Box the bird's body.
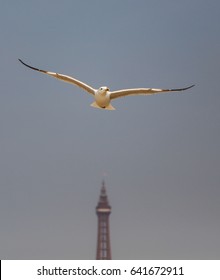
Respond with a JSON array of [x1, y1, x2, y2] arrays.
[[94, 87, 110, 108], [19, 59, 194, 110]]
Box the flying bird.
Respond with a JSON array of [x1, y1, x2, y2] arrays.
[[19, 59, 194, 110]]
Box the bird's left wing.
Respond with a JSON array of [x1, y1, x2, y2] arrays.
[[18, 59, 95, 95], [110, 85, 194, 100]]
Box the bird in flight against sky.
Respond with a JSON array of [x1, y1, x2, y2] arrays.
[[19, 59, 194, 110]]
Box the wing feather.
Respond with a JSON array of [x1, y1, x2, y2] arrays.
[[110, 85, 194, 100], [18, 59, 95, 95]]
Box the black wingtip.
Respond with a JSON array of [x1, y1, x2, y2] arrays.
[[186, 84, 195, 90], [18, 59, 28, 67], [18, 59, 43, 72], [170, 84, 195, 92]]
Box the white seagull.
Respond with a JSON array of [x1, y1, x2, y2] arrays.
[[19, 59, 194, 110]]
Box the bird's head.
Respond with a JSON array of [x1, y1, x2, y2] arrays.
[[98, 86, 110, 95]]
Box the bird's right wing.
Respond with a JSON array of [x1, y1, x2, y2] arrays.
[[18, 59, 95, 95]]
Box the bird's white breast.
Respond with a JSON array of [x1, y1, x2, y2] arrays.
[[95, 90, 110, 108]]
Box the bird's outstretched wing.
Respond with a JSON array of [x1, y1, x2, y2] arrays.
[[110, 85, 194, 100], [18, 59, 95, 95]]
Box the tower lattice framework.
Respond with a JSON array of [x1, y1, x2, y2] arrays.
[[96, 181, 112, 260]]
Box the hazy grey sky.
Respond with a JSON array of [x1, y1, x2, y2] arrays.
[[0, 0, 220, 259]]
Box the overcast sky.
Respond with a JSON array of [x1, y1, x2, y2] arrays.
[[0, 0, 220, 259]]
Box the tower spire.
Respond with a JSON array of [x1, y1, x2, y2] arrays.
[[96, 181, 112, 260]]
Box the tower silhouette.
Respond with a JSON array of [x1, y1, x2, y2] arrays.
[[96, 181, 112, 260]]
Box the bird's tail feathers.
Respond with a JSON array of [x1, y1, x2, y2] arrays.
[[90, 102, 116, 110]]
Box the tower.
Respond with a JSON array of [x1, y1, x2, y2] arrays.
[[96, 181, 112, 260]]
